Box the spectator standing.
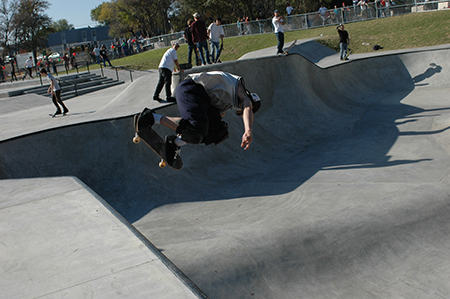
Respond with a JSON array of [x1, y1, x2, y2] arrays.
[[245, 16, 251, 34], [272, 10, 285, 55], [191, 12, 211, 65], [111, 42, 117, 59], [336, 24, 350, 60], [319, 4, 329, 24], [208, 18, 224, 63], [122, 39, 129, 56], [0, 64, 4, 82], [51, 59, 58, 75], [358, 0, 367, 19], [183, 19, 198, 66], [127, 37, 134, 55], [342, 3, 350, 22], [286, 3, 294, 23], [70, 53, 77, 69], [62, 53, 69, 71], [353, 0, 359, 16], [153, 43, 183, 103], [237, 18, 243, 35], [116, 41, 123, 58], [10, 58, 17, 81], [100, 44, 113, 67], [93, 46, 101, 64], [385, 0, 391, 16], [23, 56, 34, 79]]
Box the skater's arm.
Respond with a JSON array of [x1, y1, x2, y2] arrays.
[[48, 78, 54, 94], [240, 99, 254, 150]]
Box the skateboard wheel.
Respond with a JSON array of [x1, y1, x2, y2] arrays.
[[133, 136, 140, 144], [159, 160, 166, 168]]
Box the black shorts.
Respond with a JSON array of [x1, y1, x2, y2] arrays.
[[175, 79, 227, 144]]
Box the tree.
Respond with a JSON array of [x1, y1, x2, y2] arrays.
[[91, 0, 175, 38], [51, 19, 73, 32], [12, 0, 53, 58], [0, 0, 18, 56]]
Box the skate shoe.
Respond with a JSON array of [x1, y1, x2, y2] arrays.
[[137, 108, 155, 131], [164, 135, 181, 167]]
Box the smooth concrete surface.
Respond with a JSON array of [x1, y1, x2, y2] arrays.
[[1, 42, 450, 298], [0, 177, 203, 298]]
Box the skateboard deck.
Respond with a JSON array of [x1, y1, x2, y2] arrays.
[[194, 47, 201, 66], [283, 39, 297, 55], [133, 110, 183, 170], [344, 48, 352, 60], [49, 113, 68, 118]]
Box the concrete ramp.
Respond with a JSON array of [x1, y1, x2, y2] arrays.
[[0, 177, 205, 299], [1, 46, 450, 298]]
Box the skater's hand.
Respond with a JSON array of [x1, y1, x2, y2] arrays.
[[241, 131, 252, 150]]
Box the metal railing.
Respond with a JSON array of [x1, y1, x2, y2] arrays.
[[137, 0, 449, 48]]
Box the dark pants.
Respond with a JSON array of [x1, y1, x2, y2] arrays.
[[187, 44, 196, 65], [196, 40, 211, 65], [102, 57, 112, 66], [276, 32, 284, 54], [175, 79, 227, 145], [24, 67, 33, 78], [154, 68, 173, 99], [52, 90, 68, 113]]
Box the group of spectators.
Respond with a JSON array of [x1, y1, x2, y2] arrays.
[[182, 13, 225, 66], [318, 0, 394, 25]]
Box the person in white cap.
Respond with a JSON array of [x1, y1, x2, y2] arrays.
[[272, 10, 285, 55], [137, 71, 261, 166], [153, 43, 183, 102]]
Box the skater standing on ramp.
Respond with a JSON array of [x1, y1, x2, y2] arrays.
[[272, 10, 285, 55], [41, 68, 69, 118], [337, 24, 350, 60]]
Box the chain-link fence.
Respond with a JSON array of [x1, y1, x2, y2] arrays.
[[137, 0, 448, 49]]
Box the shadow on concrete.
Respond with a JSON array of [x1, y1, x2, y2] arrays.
[[2, 48, 450, 298], [0, 53, 423, 221]]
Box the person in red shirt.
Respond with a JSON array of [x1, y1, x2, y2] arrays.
[[191, 12, 211, 65]]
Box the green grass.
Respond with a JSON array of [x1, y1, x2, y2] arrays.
[[106, 10, 450, 70]]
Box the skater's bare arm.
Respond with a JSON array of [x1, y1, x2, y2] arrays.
[[240, 99, 254, 150], [48, 79, 54, 94]]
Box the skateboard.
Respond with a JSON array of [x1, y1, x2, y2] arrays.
[[49, 113, 68, 118], [282, 39, 297, 55], [194, 47, 201, 66], [132, 109, 183, 170], [344, 48, 352, 60]]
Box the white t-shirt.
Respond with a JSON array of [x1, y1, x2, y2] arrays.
[[208, 23, 224, 43], [93, 47, 100, 57], [319, 7, 328, 16], [286, 6, 294, 15], [272, 17, 284, 33], [25, 59, 33, 68], [47, 73, 60, 91], [158, 48, 178, 71], [185, 71, 244, 114]]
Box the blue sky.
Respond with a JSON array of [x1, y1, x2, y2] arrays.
[[46, 0, 105, 28]]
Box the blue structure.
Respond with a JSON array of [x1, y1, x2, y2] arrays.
[[47, 25, 114, 53]]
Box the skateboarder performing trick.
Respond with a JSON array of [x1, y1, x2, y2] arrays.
[[136, 71, 261, 167]]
